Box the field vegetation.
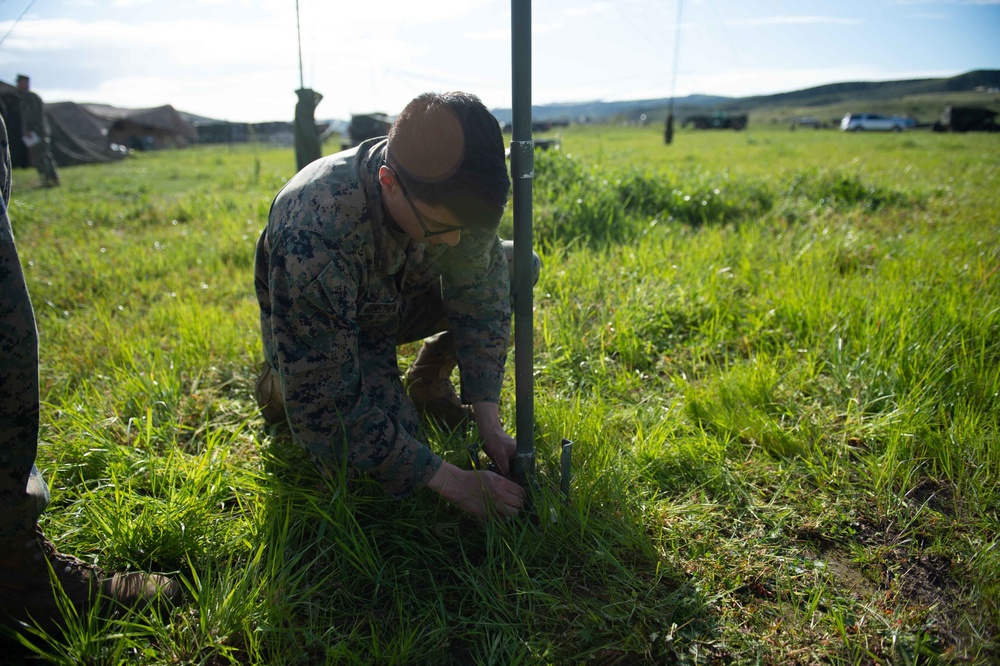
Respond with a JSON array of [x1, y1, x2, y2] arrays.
[[4, 123, 999, 664]]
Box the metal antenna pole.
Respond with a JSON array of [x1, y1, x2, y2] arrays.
[[0, 0, 38, 49], [295, 0, 305, 89], [510, 0, 536, 500]]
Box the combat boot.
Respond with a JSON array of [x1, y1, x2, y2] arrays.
[[0, 527, 182, 633], [254, 362, 286, 425], [405, 334, 473, 431]]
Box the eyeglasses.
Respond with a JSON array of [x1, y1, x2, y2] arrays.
[[384, 163, 464, 238]]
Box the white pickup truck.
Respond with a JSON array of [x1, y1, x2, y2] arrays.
[[840, 113, 908, 132]]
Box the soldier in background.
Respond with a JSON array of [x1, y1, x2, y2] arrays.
[[255, 91, 537, 519], [0, 115, 180, 633], [16, 75, 59, 188]]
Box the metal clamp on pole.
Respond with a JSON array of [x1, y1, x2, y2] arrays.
[[509, 140, 534, 180]]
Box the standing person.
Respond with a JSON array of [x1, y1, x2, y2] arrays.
[[15, 75, 59, 188], [294, 87, 324, 171], [255, 91, 537, 518], [0, 116, 180, 633]]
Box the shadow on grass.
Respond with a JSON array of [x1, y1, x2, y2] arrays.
[[252, 426, 718, 665]]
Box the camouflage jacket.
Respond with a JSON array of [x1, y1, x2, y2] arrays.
[[255, 138, 511, 498], [0, 117, 9, 213]]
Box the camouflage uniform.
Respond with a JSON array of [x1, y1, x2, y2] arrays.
[[0, 118, 183, 620], [0, 115, 50, 539], [255, 138, 522, 499], [19, 88, 60, 186]]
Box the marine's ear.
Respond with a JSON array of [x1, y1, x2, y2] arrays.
[[378, 164, 398, 192]]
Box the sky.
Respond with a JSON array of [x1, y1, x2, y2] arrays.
[[1, 0, 998, 123]]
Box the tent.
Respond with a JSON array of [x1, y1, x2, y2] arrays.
[[0, 79, 197, 167], [45, 102, 126, 166], [77, 103, 197, 151]]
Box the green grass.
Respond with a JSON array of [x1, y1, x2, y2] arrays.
[[5, 125, 999, 664]]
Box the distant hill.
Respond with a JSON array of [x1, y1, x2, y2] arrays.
[[721, 69, 1000, 111], [490, 94, 732, 124], [487, 70, 1000, 125]]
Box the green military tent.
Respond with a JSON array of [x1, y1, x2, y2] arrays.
[[76, 102, 197, 151], [0, 79, 197, 168]]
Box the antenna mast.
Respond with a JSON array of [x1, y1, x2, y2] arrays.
[[0, 0, 39, 49], [665, 0, 683, 144], [295, 0, 305, 89]]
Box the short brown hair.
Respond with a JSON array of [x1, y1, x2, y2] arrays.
[[387, 92, 510, 231]]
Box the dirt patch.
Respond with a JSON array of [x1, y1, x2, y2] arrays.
[[818, 549, 882, 599], [892, 553, 955, 605], [906, 477, 957, 517], [795, 511, 981, 655], [841, 512, 975, 654]]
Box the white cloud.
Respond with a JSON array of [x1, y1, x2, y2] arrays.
[[299, 0, 495, 25], [466, 28, 508, 41], [564, 2, 614, 18], [727, 16, 864, 27]]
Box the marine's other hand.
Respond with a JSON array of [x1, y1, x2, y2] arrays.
[[427, 462, 526, 519], [480, 427, 516, 477]]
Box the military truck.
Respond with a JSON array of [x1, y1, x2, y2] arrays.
[[932, 106, 999, 133], [341, 113, 393, 150], [681, 111, 748, 130]]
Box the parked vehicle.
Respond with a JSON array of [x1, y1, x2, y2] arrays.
[[682, 111, 748, 130], [840, 113, 907, 132], [790, 116, 824, 130], [932, 106, 999, 133]]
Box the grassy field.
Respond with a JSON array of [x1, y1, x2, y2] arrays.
[[4, 123, 999, 664]]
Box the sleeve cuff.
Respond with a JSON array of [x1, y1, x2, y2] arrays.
[[369, 435, 444, 499]]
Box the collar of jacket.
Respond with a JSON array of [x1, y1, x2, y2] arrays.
[[357, 138, 416, 279]]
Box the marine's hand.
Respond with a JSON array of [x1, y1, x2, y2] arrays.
[[427, 462, 526, 519], [472, 401, 515, 477], [480, 427, 516, 478]]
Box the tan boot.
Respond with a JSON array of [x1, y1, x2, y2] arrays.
[[0, 527, 182, 632], [254, 363, 286, 425], [405, 335, 473, 431]]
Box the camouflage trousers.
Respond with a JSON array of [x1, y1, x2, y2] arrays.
[[28, 138, 59, 186], [0, 210, 48, 539], [257, 240, 541, 440], [377, 240, 540, 432], [394, 239, 541, 350]]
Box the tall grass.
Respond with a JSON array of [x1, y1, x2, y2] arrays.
[[5, 126, 998, 663]]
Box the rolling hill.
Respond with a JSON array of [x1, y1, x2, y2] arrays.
[[489, 69, 1000, 127]]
